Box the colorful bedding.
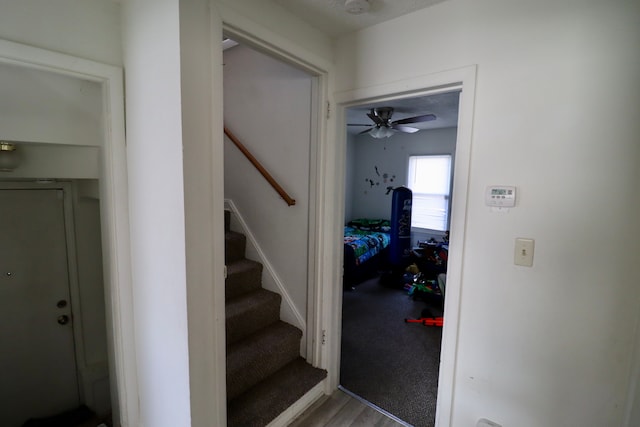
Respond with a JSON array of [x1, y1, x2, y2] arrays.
[[344, 221, 391, 266]]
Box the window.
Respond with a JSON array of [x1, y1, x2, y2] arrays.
[[407, 155, 452, 231]]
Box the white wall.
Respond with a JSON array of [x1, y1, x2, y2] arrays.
[[335, 1, 640, 426], [0, 61, 103, 146], [346, 127, 457, 222], [0, 0, 122, 66], [0, 60, 102, 179], [224, 43, 313, 318], [121, 1, 192, 426]]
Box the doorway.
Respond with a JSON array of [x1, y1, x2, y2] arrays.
[[221, 32, 325, 360], [0, 39, 133, 426], [339, 91, 459, 426], [328, 65, 477, 427]]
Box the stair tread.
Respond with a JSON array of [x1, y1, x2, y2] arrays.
[[225, 229, 245, 239], [225, 258, 263, 300], [226, 289, 281, 344], [225, 230, 246, 263], [227, 320, 301, 362], [225, 288, 280, 319], [227, 357, 327, 427], [226, 258, 262, 275], [226, 321, 302, 400], [225, 218, 322, 425]]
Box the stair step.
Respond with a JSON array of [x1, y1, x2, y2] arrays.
[[224, 213, 323, 425], [225, 259, 263, 300], [226, 321, 302, 401], [225, 231, 246, 264], [226, 289, 281, 344], [227, 357, 327, 427]]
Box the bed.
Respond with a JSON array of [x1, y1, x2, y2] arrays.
[[343, 219, 391, 288]]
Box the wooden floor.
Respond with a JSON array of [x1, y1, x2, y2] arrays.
[[288, 389, 409, 427]]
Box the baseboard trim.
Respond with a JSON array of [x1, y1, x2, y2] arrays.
[[265, 379, 327, 427], [224, 200, 306, 338]]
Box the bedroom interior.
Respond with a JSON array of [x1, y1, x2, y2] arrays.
[[340, 92, 459, 426]]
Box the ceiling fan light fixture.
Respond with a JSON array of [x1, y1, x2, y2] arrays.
[[370, 127, 395, 139], [345, 0, 370, 15], [348, 105, 437, 139]]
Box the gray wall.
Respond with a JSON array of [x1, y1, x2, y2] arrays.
[[345, 127, 457, 232]]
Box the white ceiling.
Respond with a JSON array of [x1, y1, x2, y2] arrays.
[[272, 0, 447, 38], [225, 1, 458, 136], [266, 0, 457, 135]]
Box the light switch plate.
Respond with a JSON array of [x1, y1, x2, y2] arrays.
[[514, 238, 534, 267]]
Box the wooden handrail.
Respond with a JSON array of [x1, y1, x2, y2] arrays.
[[224, 126, 296, 206]]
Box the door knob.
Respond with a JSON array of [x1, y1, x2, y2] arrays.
[[57, 315, 70, 325]]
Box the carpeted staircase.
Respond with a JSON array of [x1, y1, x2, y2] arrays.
[[225, 210, 327, 426]]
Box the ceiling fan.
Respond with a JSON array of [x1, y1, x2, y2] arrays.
[[348, 107, 436, 139]]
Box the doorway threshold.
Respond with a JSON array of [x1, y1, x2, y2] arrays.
[[338, 385, 414, 427]]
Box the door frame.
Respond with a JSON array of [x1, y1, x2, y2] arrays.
[[0, 40, 136, 425], [325, 65, 477, 426], [219, 24, 331, 365]]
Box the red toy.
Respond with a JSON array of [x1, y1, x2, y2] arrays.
[[404, 316, 443, 327]]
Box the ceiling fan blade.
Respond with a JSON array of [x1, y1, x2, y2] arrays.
[[358, 128, 373, 135], [348, 123, 374, 126], [392, 124, 420, 133], [393, 113, 436, 125], [367, 112, 384, 126]]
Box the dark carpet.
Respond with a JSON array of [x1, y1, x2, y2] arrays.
[[340, 275, 443, 427]]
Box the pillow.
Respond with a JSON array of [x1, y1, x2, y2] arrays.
[[347, 218, 390, 232]]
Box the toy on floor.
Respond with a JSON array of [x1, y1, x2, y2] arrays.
[[404, 316, 443, 327], [405, 307, 444, 327]]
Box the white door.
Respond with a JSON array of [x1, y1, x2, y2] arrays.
[[0, 189, 80, 427]]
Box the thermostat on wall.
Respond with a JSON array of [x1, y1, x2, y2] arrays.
[[485, 185, 516, 207]]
